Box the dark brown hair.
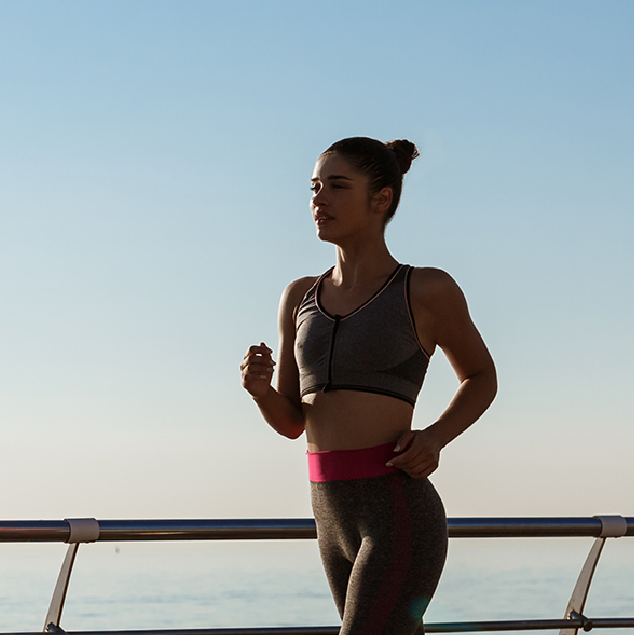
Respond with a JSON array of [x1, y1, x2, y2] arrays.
[[322, 137, 419, 224]]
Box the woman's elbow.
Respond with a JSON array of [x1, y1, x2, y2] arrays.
[[485, 361, 498, 406], [280, 424, 305, 440]]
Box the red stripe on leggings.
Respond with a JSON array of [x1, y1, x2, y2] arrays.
[[361, 474, 412, 635]]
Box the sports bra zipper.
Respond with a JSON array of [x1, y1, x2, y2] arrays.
[[324, 315, 341, 392]]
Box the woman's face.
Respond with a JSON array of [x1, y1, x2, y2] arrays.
[[310, 153, 378, 244]]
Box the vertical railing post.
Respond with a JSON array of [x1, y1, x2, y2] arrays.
[[559, 515, 628, 635], [43, 518, 100, 632]]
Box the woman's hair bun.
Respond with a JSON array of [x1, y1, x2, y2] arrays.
[[386, 139, 419, 175], [321, 135, 419, 224]]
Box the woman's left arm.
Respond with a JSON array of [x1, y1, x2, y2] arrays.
[[389, 269, 497, 478]]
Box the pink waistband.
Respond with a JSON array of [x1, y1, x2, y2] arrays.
[[307, 442, 401, 482]]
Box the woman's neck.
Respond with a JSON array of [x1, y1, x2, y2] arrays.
[[332, 241, 398, 289]]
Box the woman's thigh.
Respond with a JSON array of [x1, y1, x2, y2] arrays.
[[313, 473, 448, 635]]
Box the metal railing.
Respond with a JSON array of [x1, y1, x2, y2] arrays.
[[1, 516, 632, 635]]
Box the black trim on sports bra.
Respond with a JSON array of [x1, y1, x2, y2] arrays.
[[405, 266, 432, 359], [316, 263, 403, 321]]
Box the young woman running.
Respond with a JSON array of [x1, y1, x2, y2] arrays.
[[240, 137, 497, 635]]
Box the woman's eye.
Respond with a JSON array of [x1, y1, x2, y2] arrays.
[[310, 184, 319, 192]]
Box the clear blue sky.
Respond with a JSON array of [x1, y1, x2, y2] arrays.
[[1, 0, 632, 520]]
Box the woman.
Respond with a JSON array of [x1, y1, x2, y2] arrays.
[[240, 137, 497, 635]]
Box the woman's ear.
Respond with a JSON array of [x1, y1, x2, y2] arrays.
[[372, 187, 393, 216]]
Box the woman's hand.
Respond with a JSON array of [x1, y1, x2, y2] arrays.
[[240, 339, 304, 439], [386, 427, 443, 479], [240, 342, 276, 399]]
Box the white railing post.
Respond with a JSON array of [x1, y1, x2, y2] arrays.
[[43, 518, 100, 632], [560, 515, 628, 635]]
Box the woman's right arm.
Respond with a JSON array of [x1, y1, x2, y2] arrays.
[[240, 278, 314, 440]]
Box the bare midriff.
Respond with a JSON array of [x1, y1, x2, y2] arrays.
[[302, 389, 414, 452]]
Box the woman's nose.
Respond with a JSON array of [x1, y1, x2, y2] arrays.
[[312, 188, 328, 207]]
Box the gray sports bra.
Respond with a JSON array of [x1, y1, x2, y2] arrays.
[[295, 264, 430, 406]]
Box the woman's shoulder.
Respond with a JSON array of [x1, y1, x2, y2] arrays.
[[279, 275, 321, 315], [283, 275, 320, 299], [409, 266, 458, 290], [409, 266, 466, 310]]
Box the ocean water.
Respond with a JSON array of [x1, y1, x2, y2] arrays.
[[1, 537, 632, 633]]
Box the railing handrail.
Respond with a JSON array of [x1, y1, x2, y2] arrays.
[[1, 517, 633, 543], [2, 618, 634, 635], [2, 516, 632, 635]]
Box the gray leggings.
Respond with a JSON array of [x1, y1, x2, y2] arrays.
[[311, 472, 447, 635]]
